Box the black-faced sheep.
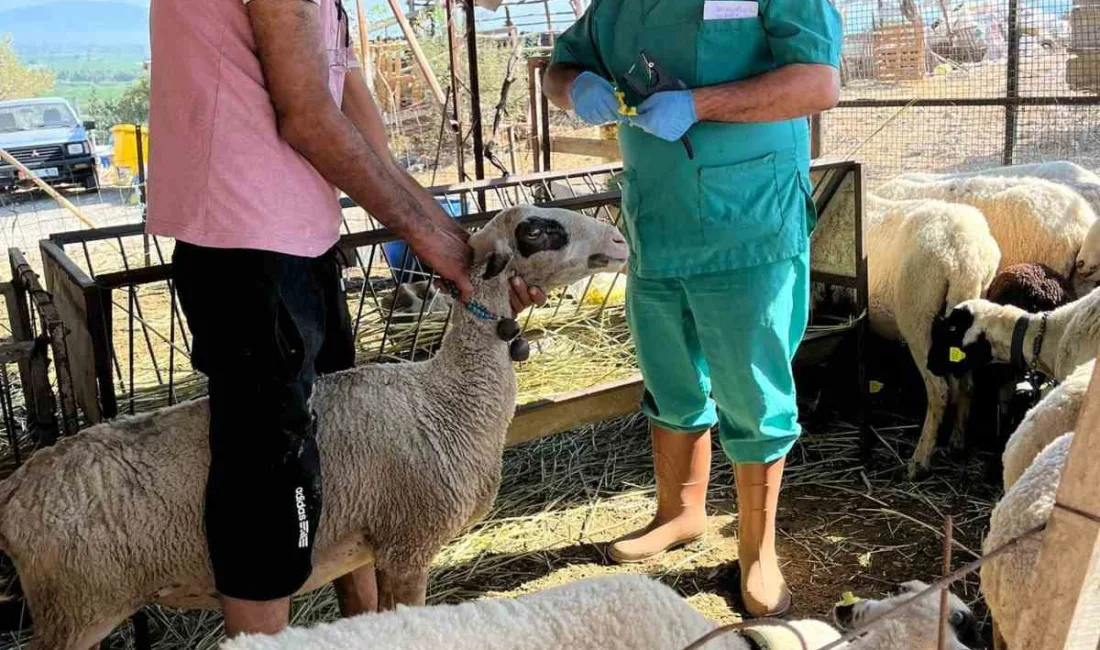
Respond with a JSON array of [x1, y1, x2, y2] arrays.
[[930, 285, 1100, 384], [965, 263, 1076, 476], [863, 195, 1001, 478], [0, 206, 629, 650], [832, 580, 982, 650]]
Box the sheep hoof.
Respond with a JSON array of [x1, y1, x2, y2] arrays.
[[906, 460, 929, 481]]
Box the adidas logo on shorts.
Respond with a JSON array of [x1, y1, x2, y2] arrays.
[[295, 486, 310, 549]]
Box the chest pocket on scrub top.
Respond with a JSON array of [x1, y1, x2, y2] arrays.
[[696, 13, 772, 86]]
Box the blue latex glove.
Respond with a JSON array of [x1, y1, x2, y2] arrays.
[[569, 71, 623, 125], [631, 90, 698, 142]]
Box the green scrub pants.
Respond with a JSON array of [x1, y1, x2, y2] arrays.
[[626, 251, 810, 464]]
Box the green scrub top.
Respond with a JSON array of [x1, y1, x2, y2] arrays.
[[552, 0, 842, 279]]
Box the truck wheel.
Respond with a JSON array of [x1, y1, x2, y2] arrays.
[[83, 173, 99, 192]]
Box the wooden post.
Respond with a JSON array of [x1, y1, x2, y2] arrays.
[[355, 0, 376, 96], [543, 0, 555, 44], [383, 0, 447, 106], [1016, 351, 1100, 650]]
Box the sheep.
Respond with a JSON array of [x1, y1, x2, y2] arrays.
[[873, 174, 1097, 281], [0, 205, 630, 650], [1075, 216, 1100, 286], [981, 431, 1074, 650], [965, 263, 1077, 477], [863, 195, 1001, 477], [930, 284, 1100, 385], [1001, 359, 1091, 491], [219, 574, 842, 650], [893, 160, 1100, 187], [831, 580, 982, 650]]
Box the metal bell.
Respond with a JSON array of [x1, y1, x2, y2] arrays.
[[509, 336, 530, 362], [497, 318, 521, 342]]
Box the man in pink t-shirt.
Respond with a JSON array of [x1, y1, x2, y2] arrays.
[[148, 0, 543, 637]]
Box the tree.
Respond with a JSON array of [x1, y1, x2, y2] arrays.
[[0, 35, 56, 100], [85, 73, 149, 132]]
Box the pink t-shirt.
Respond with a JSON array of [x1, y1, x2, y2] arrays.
[[147, 0, 359, 258]]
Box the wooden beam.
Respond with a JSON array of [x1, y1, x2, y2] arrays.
[[1017, 352, 1100, 650], [383, 0, 446, 106], [0, 147, 97, 229], [506, 375, 643, 447], [550, 136, 621, 160], [354, 0, 376, 96]]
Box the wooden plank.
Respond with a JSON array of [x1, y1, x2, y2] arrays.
[[42, 246, 102, 424], [506, 375, 643, 447], [383, 0, 446, 106], [550, 136, 622, 160], [1017, 352, 1100, 650]]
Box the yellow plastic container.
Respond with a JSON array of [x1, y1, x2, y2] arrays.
[[110, 124, 150, 175]]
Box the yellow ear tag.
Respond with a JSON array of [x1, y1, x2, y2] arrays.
[[949, 347, 967, 363], [869, 380, 884, 394], [615, 90, 637, 116], [837, 591, 862, 607]]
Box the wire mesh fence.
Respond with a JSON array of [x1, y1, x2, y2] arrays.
[[820, 0, 1100, 185]]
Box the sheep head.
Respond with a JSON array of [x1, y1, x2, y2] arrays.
[[832, 581, 981, 650], [928, 300, 1016, 377], [469, 205, 629, 289], [1076, 221, 1100, 286]]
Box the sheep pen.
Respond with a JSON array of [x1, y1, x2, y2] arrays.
[[0, 169, 1050, 650]]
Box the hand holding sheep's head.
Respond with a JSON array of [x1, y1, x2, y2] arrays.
[[832, 581, 982, 650], [928, 303, 995, 378], [469, 206, 629, 289]]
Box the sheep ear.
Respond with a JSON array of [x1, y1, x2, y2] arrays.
[[483, 250, 513, 279]]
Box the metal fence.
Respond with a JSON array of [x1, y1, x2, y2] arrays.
[[40, 166, 627, 422], [819, 0, 1100, 185]]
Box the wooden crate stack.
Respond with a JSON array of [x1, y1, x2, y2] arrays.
[[872, 24, 927, 82], [1067, 0, 1100, 92], [371, 42, 428, 112]]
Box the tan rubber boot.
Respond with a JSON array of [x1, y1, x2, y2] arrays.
[[734, 458, 792, 618], [608, 426, 710, 564]]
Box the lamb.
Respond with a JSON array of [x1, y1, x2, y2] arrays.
[[981, 431, 1074, 650], [965, 263, 1077, 476], [220, 574, 842, 650], [929, 284, 1100, 385], [0, 205, 630, 650], [1001, 359, 1091, 491], [893, 160, 1100, 187], [1075, 216, 1100, 286], [831, 580, 982, 650], [863, 195, 1001, 477], [873, 174, 1096, 281]]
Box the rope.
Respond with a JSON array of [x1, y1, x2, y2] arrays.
[[680, 523, 1046, 650]]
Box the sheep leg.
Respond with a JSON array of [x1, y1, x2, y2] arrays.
[[909, 370, 949, 480], [376, 564, 430, 610], [949, 374, 972, 455], [335, 565, 379, 617]]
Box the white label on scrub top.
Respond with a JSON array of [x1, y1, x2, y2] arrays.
[[703, 0, 758, 20]]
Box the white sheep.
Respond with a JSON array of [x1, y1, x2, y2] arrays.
[[981, 431, 1074, 650], [0, 206, 629, 650], [873, 174, 1096, 281], [219, 574, 841, 650], [831, 580, 982, 650], [863, 195, 1001, 477], [1002, 359, 1091, 490], [931, 285, 1100, 385], [1076, 217, 1100, 286], [894, 160, 1100, 186]]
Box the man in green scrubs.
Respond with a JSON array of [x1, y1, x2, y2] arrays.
[[544, 0, 841, 618]]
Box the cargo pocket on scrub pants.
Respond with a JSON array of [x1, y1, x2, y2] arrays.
[[698, 153, 802, 267]]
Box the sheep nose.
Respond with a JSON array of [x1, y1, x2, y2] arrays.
[[612, 235, 626, 244]]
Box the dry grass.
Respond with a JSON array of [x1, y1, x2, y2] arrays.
[[0, 403, 1000, 650]]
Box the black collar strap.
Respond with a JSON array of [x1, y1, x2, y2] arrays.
[[1009, 312, 1049, 372]]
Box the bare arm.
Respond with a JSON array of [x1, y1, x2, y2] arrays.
[[340, 69, 393, 158], [247, 0, 473, 298], [691, 64, 839, 123], [544, 63, 584, 111]]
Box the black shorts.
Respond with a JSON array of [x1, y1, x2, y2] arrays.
[[173, 241, 354, 601]]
